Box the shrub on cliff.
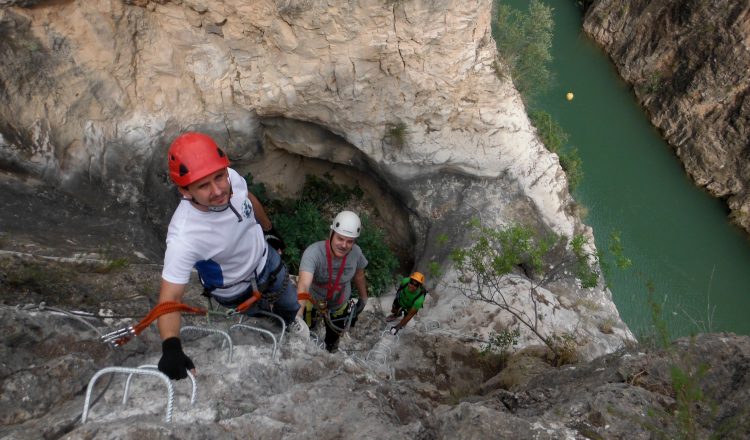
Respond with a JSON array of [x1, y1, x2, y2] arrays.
[[529, 109, 584, 190], [449, 221, 599, 365], [492, 0, 554, 101]]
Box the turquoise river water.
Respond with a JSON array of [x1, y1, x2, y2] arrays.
[[507, 0, 750, 338]]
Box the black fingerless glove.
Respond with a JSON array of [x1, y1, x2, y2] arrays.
[[158, 337, 195, 380], [355, 297, 368, 315], [265, 226, 286, 252]]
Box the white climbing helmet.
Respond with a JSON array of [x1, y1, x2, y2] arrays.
[[330, 210, 361, 238]]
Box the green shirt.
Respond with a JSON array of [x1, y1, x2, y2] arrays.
[[396, 277, 427, 311]]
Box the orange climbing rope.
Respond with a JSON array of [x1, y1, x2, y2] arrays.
[[233, 289, 262, 314], [133, 301, 207, 334], [101, 290, 262, 347]]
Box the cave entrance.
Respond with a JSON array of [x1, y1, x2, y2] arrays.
[[236, 117, 415, 277]]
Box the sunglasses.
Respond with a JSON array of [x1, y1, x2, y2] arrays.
[[408, 280, 421, 287]]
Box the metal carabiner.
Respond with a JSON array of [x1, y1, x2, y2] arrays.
[[100, 325, 135, 347]]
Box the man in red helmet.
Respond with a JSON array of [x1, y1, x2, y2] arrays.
[[157, 132, 299, 380]]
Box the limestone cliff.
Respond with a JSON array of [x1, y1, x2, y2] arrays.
[[0, 1, 630, 365], [2, 298, 749, 438], [3, 2, 748, 439], [583, 0, 750, 234]]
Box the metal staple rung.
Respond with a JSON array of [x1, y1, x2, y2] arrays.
[[123, 365, 196, 407], [366, 345, 392, 366], [309, 333, 327, 351], [228, 324, 278, 359], [425, 320, 441, 330], [180, 325, 234, 363], [366, 353, 388, 366], [82, 367, 175, 424], [255, 311, 286, 346], [380, 329, 400, 342]]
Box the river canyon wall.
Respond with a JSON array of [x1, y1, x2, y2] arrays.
[[2, 1, 749, 438], [583, 0, 750, 234]]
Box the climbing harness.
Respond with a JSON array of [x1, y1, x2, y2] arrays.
[[301, 239, 358, 335], [201, 252, 288, 315], [393, 279, 428, 313], [322, 299, 357, 335]]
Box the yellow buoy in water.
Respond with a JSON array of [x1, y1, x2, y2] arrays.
[[566, 92, 574, 101]]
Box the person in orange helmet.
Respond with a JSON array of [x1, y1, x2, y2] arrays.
[[157, 132, 299, 380], [386, 272, 428, 335]]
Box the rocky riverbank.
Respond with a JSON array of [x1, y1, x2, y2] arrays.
[[583, 0, 750, 235]]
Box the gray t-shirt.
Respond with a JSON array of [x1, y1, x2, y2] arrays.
[[299, 240, 368, 308]]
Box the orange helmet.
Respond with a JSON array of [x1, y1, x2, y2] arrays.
[[409, 272, 425, 285], [168, 132, 230, 187]]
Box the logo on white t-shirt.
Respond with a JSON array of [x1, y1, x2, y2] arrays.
[[242, 199, 253, 220]]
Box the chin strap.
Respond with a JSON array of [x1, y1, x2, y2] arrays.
[[181, 177, 243, 222]]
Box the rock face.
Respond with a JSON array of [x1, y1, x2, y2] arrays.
[[583, 0, 750, 234], [1, 295, 748, 439], [0, 0, 634, 358]]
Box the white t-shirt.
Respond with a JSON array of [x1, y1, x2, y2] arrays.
[[161, 168, 268, 300]]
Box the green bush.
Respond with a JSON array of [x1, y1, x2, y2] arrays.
[[245, 173, 399, 297], [492, 0, 554, 101], [384, 121, 408, 149], [355, 215, 399, 296], [480, 327, 520, 356], [529, 110, 584, 191], [570, 234, 599, 289], [450, 221, 595, 364], [493, 2, 585, 192], [643, 290, 712, 439]]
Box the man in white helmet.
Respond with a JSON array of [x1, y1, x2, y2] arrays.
[[295, 210, 369, 352]]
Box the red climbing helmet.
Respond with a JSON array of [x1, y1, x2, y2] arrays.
[[168, 132, 230, 187]]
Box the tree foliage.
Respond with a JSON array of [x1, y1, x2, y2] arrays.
[[492, 0, 554, 101], [450, 222, 602, 363], [529, 109, 584, 190], [492, 2, 585, 193]]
